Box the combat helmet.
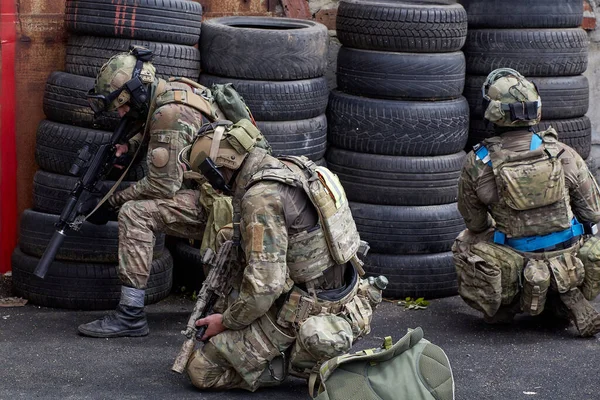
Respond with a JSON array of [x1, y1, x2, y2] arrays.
[[87, 45, 156, 117], [482, 68, 541, 127], [184, 119, 264, 194]]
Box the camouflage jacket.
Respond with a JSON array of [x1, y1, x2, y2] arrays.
[[111, 79, 210, 205], [221, 148, 342, 331], [459, 128, 600, 234]]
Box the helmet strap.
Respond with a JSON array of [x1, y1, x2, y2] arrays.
[[210, 125, 226, 160]]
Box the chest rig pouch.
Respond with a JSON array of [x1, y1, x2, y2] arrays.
[[247, 156, 363, 285], [475, 129, 572, 238]]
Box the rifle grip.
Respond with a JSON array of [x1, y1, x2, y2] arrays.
[[34, 229, 67, 279], [195, 325, 208, 342]]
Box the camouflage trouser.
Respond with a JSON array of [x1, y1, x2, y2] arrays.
[[453, 228, 600, 334], [186, 311, 296, 392], [118, 189, 207, 289], [187, 291, 374, 391]]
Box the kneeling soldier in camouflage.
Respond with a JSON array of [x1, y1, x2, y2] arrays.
[[453, 68, 600, 336], [180, 121, 384, 391]]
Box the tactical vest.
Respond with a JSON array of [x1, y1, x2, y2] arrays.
[[152, 77, 221, 121], [246, 156, 362, 286], [474, 129, 573, 239]]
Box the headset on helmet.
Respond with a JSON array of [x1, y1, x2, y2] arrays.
[[481, 68, 542, 127], [87, 45, 155, 117]]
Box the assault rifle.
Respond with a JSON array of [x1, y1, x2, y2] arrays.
[[172, 239, 237, 373], [33, 116, 135, 279]]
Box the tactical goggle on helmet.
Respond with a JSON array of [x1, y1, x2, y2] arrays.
[[482, 68, 542, 127], [87, 45, 156, 116]]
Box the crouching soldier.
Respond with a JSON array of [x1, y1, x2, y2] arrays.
[[453, 68, 600, 337], [180, 120, 385, 391]]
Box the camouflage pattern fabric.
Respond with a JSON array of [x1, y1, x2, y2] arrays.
[[484, 129, 573, 238], [455, 128, 600, 329], [109, 79, 217, 289], [118, 189, 206, 288], [577, 236, 600, 300], [483, 70, 541, 127], [93, 51, 156, 111], [198, 182, 233, 256], [186, 148, 377, 390], [458, 129, 600, 234], [110, 80, 209, 206]]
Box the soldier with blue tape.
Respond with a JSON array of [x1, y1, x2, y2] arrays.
[[452, 68, 600, 336]]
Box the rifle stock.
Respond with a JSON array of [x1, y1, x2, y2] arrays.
[[33, 117, 134, 279]]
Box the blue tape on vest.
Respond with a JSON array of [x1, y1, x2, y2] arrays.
[[530, 134, 542, 151], [475, 133, 543, 168]]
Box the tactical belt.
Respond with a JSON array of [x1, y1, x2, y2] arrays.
[[494, 218, 584, 253], [276, 267, 358, 328]]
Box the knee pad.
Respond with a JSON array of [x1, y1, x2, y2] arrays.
[[186, 344, 227, 389]]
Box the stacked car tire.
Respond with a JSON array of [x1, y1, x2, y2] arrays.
[[12, 0, 204, 310], [461, 0, 591, 159], [326, 0, 469, 299], [198, 16, 330, 165]]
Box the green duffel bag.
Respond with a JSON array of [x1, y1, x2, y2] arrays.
[[312, 327, 454, 400]]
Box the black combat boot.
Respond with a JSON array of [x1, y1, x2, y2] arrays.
[[78, 286, 149, 338]]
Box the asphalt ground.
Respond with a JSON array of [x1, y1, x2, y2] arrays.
[[1, 294, 600, 400]]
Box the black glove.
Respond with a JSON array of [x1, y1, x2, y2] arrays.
[[86, 200, 117, 225], [77, 191, 117, 225]]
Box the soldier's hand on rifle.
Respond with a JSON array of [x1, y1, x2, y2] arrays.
[[113, 143, 130, 169], [195, 314, 226, 341]]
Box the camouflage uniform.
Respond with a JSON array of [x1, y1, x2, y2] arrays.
[[453, 68, 600, 336], [186, 148, 379, 391], [108, 79, 228, 289], [454, 125, 600, 332]]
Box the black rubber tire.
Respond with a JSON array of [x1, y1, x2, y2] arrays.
[[364, 252, 458, 299], [464, 120, 495, 151], [326, 147, 465, 206], [171, 240, 205, 293], [350, 202, 465, 255], [199, 74, 329, 121], [43, 71, 120, 131], [336, 0, 468, 53], [337, 48, 466, 100], [65, 0, 202, 46], [200, 17, 328, 80], [459, 0, 583, 29], [32, 170, 135, 216], [66, 35, 200, 81], [464, 75, 590, 120], [464, 29, 589, 77], [536, 117, 592, 159], [19, 209, 165, 263], [314, 158, 327, 168], [586, 144, 600, 185], [12, 248, 173, 310], [256, 115, 327, 161], [468, 117, 592, 159], [327, 90, 469, 156], [35, 120, 147, 181]]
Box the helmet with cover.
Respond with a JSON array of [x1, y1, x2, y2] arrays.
[[186, 119, 264, 194], [482, 68, 541, 127], [87, 45, 156, 117]]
